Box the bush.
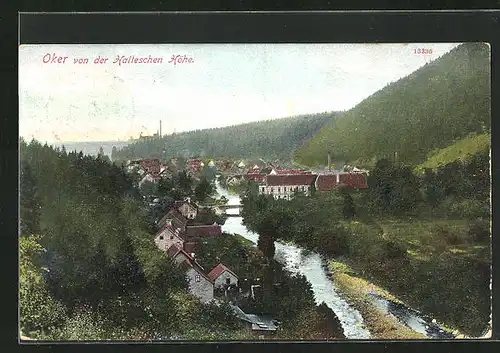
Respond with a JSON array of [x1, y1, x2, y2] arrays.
[[467, 218, 490, 243], [439, 197, 489, 220], [384, 240, 408, 260]]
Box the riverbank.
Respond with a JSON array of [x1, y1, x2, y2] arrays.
[[326, 259, 425, 339], [325, 258, 470, 339]]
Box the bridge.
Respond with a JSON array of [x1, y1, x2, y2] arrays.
[[198, 204, 242, 210], [217, 204, 243, 210]]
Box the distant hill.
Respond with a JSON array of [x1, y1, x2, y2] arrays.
[[48, 140, 131, 158], [414, 132, 490, 174], [113, 112, 340, 162], [293, 43, 491, 168]]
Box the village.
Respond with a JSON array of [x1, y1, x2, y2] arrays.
[[121, 154, 371, 337]]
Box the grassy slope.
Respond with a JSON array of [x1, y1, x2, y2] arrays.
[[294, 43, 490, 167], [414, 132, 490, 173], [340, 217, 490, 337]]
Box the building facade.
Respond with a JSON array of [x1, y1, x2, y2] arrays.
[[259, 174, 317, 200], [208, 263, 239, 289]]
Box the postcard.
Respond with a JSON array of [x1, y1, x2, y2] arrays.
[[19, 43, 491, 341]]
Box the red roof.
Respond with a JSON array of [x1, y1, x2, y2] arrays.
[[158, 208, 188, 232], [186, 224, 222, 239], [274, 169, 312, 175], [140, 158, 161, 174], [183, 242, 200, 253], [316, 173, 368, 191], [339, 172, 368, 189], [315, 174, 339, 191], [245, 173, 266, 181], [167, 244, 194, 261], [207, 263, 238, 282], [156, 220, 178, 238], [265, 174, 317, 186]]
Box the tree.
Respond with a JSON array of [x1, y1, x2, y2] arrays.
[[20, 163, 41, 235], [194, 177, 213, 201], [176, 170, 193, 196], [111, 146, 118, 160], [340, 187, 356, 219], [20, 235, 67, 338]]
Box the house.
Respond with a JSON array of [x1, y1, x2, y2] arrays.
[[167, 245, 214, 303], [259, 174, 318, 200], [208, 263, 239, 289], [269, 168, 313, 175], [140, 158, 161, 175], [183, 241, 200, 254], [238, 161, 246, 169], [185, 223, 222, 240], [207, 160, 216, 168], [175, 199, 198, 220], [315, 172, 368, 192], [157, 208, 188, 233], [154, 220, 184, 251], [187, 158, 203, 171], [244, 172, 266, 182], [139, 172, 161, 187]]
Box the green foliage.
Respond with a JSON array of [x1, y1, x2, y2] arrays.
[[467, 218, 490, 243], [414, 133, 490, 173], [194, 177, 214, 202], [114, 112, 339, 162], [19, 235, 68, 338], [20, 163, 41, 235], [294, 43, 491, 166], [367, 159, 420, 215], [140, 180, 158, 196]]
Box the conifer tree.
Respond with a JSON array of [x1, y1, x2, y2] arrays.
[[20, 164, 41, 235]]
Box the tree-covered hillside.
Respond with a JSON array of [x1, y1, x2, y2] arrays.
[[113, 112, 340, 162], [294, 43, 491, 167]]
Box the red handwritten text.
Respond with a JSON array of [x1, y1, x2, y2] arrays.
[[113, 55, 163, 66], [42, 53, 69, 64], [168, 55, 194, 66]]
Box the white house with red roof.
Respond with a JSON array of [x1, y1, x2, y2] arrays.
[[259, 174, 317, 200], [154, 220, 185, 251], [208, 263, 239, 289], [167, 244, 214, 303]]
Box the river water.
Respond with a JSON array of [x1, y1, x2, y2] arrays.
[[215, 179, 457, 340], [215, 181, 371, 339]]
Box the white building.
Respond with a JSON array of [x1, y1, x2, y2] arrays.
[[207, 263, 239, 289], [176, 199, 198, 220], [258, 174, 317, 200], [167, 244, 214, 303], [154, 221, 184, 251]]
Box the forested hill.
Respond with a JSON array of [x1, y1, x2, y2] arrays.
[[113, 112, 340, 162], [294, 43, 491, 167]]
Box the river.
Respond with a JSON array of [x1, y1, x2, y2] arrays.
[[215, 180, 371, 339], [215, 178, 456, 340]]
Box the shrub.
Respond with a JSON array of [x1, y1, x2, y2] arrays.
[[467, 218, 490, 243], [384, 240, 408, 260]]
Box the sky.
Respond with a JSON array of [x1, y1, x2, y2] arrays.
[[19, 43, 460, 143]]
